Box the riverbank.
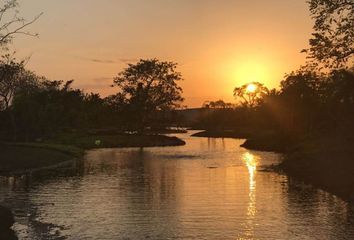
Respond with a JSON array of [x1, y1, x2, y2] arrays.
[[192, 130, 290, 152], [279, 138, 354, 202], [46, 133, 186, 149], [0, 143, 82, 176], [0, 133, 185, 175], [191, 130, 249, 139]]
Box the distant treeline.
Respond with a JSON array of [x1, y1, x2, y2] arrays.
[[192, 68, 354, 145]]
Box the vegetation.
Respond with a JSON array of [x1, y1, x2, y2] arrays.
[[202, 100, 235, 109], [0, 143, 76, 174], [0, 0, 353, 201], [112, 59, 184, 133], [0, 56, 185, 142], [303, 0, 353, 69], [233, 82, 269, 107]]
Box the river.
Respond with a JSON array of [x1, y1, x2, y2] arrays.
[[1, 131, 354, 239]]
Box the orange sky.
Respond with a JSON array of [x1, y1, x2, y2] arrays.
[[13, 0, 313, 107]]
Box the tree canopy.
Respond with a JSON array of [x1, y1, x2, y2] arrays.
[[233, 82, 269, 108], [112, 59, 184, 132], [304, 0, 354, 69]]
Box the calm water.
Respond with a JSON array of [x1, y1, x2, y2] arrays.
[[1, 131, 354, 240]]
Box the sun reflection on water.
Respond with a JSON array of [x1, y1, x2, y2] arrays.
[[243, 152, 258, 192], [242, 152, 259, 237]]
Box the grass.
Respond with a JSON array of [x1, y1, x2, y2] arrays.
[[0, 131, 185, 175], [0, 143, 79, 175], [45, 132, 186, 149]]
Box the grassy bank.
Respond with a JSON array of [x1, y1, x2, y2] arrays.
[[46, 132, 186, 149], [0, 143, 81, 175], [0, 133, 185, 175], [279, 138, 354, 202]]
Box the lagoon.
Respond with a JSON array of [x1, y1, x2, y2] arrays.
[[1, 131, 354, 239]]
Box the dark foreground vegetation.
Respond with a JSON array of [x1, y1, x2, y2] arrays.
[[280, 138, 354, 201], [0, 143, 80, 175], [1, 142, 83, 179]]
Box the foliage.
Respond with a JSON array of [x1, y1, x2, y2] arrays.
[[0, 54, 26, 110], [112, 58, 184, 132], [304, 0, 354, 69], [0, 57, 185, 141], [202, 100, 235, 109], [233, 82, 269, 107], [196, 68, 354, 142]]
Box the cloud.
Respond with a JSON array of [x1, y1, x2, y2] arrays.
[[74, 56, 139, 64], [75, 56, 116, 64]]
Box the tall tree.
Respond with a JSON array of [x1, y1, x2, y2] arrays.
[[304, 0, 354, 69], [112, 59, 184, 133]]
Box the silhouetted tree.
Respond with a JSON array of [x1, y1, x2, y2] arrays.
[[303, 0, 354, 69], [279, 71, 322, 135], [202, 100, 235, 109], [320, 69, 354, 135], [112, 59, 184, 133], [233, 82, 269, 107], [0, 55, 37, 140], [0, 55, 24, 110]]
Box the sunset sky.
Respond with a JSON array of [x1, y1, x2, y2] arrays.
[[13, 0, 313, 107]]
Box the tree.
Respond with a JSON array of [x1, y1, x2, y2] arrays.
[[303, 0, 354, 69], [279, 71, 322, 134], [233, 82, 269, 108], [202, 100, 235, 109], [0, 0, 42, 49], [0, 54, 24, 111], [0, 55, 39, 140], [112, 59, 184, 133]]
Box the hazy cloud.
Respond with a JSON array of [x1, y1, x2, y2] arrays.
[[75, 56, 116, 64], [75, 56, 139, 64]]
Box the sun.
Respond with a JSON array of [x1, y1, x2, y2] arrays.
[[246, 83, 257, 93]]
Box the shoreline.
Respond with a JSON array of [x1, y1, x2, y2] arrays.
[[0, 134, 185, 176], [191, 130, 249, 139], [191, 130, 288, 153]]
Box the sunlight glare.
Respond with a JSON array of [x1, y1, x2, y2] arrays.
[[246, 83, 257, 93]]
